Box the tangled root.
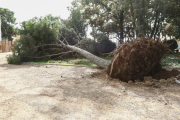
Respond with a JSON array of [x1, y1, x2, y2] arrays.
[[107, 37, 170, 82]]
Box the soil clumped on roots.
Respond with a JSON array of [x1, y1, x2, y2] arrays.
[[107, 37, 179, 82]]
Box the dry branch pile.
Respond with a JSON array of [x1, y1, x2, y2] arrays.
[[107, 37, 171, 82]]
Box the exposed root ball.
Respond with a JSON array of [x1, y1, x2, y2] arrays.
[[107, 37, 170, 82]]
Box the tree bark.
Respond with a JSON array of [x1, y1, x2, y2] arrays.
[[150, 10, 159, 38], [119, 10, 124, 44], [154, 18, 160, 40], [130, 0, 136, 38], [64, 44, 111, 69]]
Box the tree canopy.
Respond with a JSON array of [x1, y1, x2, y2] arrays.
[[165, 0, 180, 39], [66, 0, 87, 38], [80, 0, 180, 42], [0, 7, 16, 40], [12, 14, 62, 62], [10, 14, 83, 63]]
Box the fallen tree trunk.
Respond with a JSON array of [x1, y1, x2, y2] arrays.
[[64, 44, 111, 69], [61, 37, 171, 82]]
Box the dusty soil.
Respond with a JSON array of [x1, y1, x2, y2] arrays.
[[0, 52, 180, 120]]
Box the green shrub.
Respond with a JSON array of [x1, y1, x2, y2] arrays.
[[79, 38, 98, 54], [161, 54, 180, 67], [7, 54, 21, 65], [163, 39, 178, 51], [79, 34, 116, 55], [96, 33, 116, 53]]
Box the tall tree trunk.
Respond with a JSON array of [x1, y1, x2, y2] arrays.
[[150, 10, 159, 38], [0, 16, 1, 41], [154, 18, 160, 40], [130, 0, 136, 38], [119, 10, 124, 44]]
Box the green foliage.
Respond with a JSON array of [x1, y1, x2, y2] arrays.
[[19, 15, 60, 45], [80, 0, 179, 40], [165, 0, 180, 39], [163, 39, 178, 51], [79, 38, 97, 54], [81, 0, 125, 42], [161, 53, 180, 67], [66, 1, 87, 38], [12, 35, 38, 62], [79, 34, 116, 54], [59, 25, 79, 45], [9, 15, 62, 63], [96, 33, 116, 53], [0, 7, 16, 40], [48, 58, 96, 66], [9, 14, 82, 63], [33, 59, 97, 66], [7, 54, 21, 64]]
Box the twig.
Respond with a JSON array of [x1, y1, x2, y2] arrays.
[[32, 44, 61, 48], [58, 34, 69, 45]]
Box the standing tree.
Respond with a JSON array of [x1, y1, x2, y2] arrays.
[[65, 0, 87, 39], [165, 0, 180, 39], [80, 0, 177, 41], [0, 7, 16, 40], [81, 0, 127, 44]]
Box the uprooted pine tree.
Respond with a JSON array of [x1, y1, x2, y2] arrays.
[[60, 37, 179, 82]]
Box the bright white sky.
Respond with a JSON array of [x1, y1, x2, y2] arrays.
[[0, 0, 73, 26], [0, 0, 94, 39]]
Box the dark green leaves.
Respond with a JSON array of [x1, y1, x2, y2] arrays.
[[0, 7, 16, 40]]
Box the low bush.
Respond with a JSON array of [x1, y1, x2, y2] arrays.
[[79, 38, 98, 55], [7, 54, 21, 64], [96, 33, 116, 53]]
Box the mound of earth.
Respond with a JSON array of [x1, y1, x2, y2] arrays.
[[91, 68, 180, 88], [152, 69, 180, 80]]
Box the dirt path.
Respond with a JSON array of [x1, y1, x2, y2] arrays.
[[0, 52, 180, 120]]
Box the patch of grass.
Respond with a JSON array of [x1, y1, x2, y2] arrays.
[[32, 55, 113, 67], [33, 61, 47, 64], [161, 53, 180, 68], [101, 56, 113, 61], [32, 54, 180, 68], [33, 58, 97, 66]]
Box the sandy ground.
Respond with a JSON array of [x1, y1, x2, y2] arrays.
[[0, 52, 180, 120]]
